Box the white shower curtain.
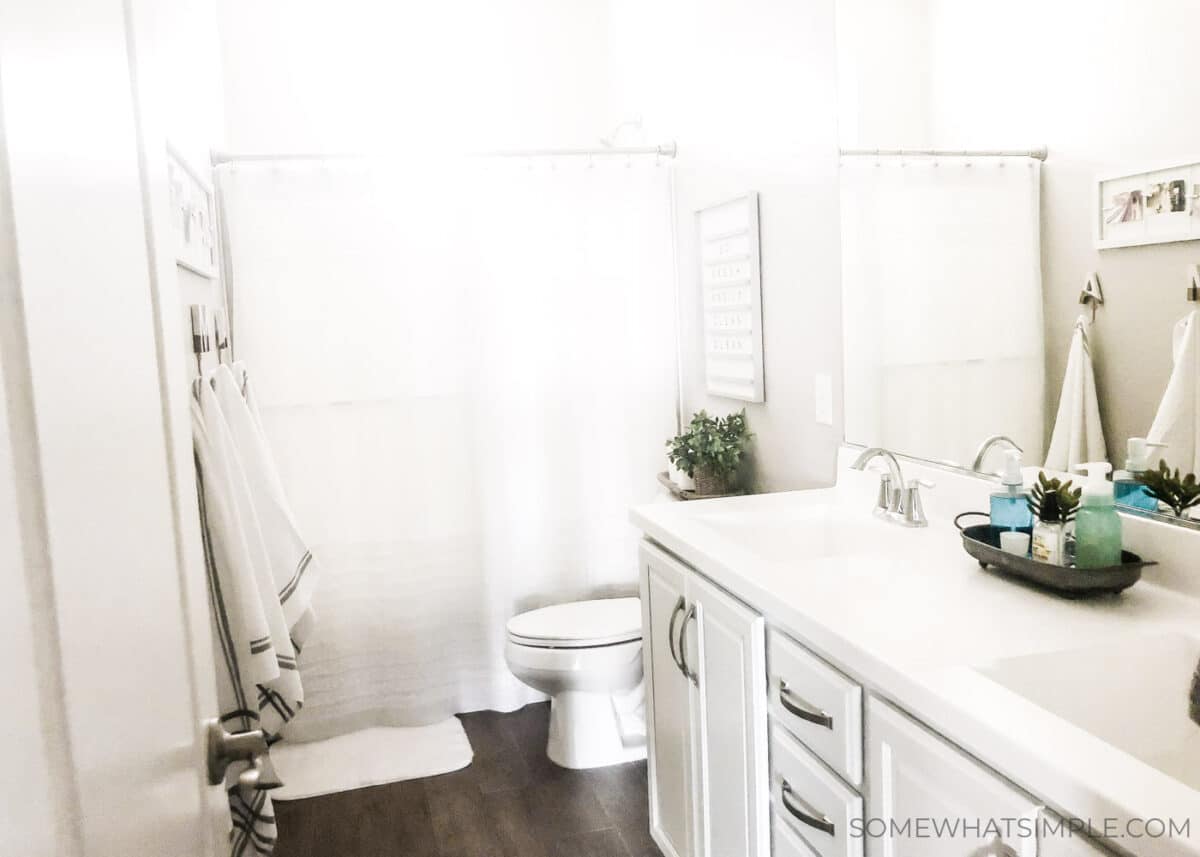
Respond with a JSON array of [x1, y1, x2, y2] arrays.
[[840, 156, 1044, 467], [216, 157, 677, 740]]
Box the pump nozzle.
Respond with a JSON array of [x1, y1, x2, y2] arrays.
[[1073, 461, 1114, 505], [1126, 437, 1168, 472], [1000, 449, 1024, 487]]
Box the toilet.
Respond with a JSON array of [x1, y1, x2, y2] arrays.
[[505, 596, 647, 769]]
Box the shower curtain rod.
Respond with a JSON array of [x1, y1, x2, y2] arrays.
[[210, 141, 678, 166], [840, 146, 1048, 161], [474, 141, 677, 159]]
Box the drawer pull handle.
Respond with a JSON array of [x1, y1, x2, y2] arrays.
[[667, 596, 686, 675], [779, 681, 834, 729], [679, 603, 699, 686], [780, 780, 835, 837]]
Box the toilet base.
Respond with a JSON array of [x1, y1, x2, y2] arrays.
[[546, 690, 647, 770]]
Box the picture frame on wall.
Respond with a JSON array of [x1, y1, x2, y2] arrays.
[[697, 192, 765, 403], [1095, 158, 1200, 249], [167, 143, 219, 279]]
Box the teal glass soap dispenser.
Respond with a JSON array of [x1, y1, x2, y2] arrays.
[[1113, 437, 1166, 512], [990, 449, 1033, 532]]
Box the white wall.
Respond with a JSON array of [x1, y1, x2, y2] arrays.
[[836, 0, 931, 149], [841, 0, 1200, 467], [216, 0, 613, 153], [126, 0, 228, 335], [610, 0, 844, 492]]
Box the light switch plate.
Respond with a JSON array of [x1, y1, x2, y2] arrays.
[[814, 372, 833, 425]]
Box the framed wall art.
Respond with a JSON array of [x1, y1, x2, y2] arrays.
[[1096, 159, 1200, 249]]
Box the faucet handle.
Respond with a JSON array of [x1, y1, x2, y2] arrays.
[[865, 466, 895, 515], [900, 479, 934, 527]]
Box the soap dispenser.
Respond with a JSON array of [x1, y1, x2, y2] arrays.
[[1113, 437, 1166, 512], [1073, 462, 1123, 569], [989, 449, 1033, 532]]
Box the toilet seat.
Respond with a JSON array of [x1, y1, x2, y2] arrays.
[[506, 597, 642, 649]]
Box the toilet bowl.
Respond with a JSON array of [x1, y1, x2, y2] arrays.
[[505, 597, 647, 769]]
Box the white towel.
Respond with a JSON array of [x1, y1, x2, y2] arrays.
[[1045, 316, 1107, 471], [215, 364, 319, 647], [193, 397, 282, 857], [1148, 310, 1200, 472], [200, 378, 306, 735]]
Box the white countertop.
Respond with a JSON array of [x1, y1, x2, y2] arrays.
[[631, 449, 1200, 857]]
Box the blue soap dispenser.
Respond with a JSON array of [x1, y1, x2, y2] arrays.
[[1113, 437, 1166, 512], [990, 449, 1032, 532]]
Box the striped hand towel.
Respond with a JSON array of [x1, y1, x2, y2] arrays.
[[194, 370, 320, 856], [193, 398, 280, 857], [215, 364, 319, 660]]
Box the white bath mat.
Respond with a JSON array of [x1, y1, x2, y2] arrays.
[[270, 718, 472, 800]]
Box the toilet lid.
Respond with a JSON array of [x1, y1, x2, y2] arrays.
[[506, 597, 642, 648]]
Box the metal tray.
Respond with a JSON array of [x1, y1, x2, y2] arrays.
[[954, 513, 1153, 597]]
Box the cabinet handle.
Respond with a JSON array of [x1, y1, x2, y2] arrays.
[[679, 603, 699, 686], [779, 680, 833, 729], [780, 780, 835, 837], [667, 595, 686, 674]]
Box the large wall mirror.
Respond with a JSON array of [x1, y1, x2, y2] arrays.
[[837, 0, 1200, 522]]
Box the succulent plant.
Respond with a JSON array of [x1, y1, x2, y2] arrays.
[[1027, 471, 1081, 524], [1136, 460, 1200, 518]]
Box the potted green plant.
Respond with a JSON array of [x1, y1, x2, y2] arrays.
[[1027, 472, 1081, 565], [666, 409, 752, 496], [1136, 460, 1200, 518]]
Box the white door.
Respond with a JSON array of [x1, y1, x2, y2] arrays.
[[642, 542, 697, 857], [691, 573, 769, 857], [867, 698, 1039, 857], [0, 1, 224, 855]]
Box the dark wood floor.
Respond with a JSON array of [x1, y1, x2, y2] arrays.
[[274, 702, 663, 857]]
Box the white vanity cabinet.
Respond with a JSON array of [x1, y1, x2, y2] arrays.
[[638, 536, 1130, 857], [866, 697, 1041, 857], [640, 541, 770, 857], [643, 543, 699, 857], [1037, 811, 1117, 857]]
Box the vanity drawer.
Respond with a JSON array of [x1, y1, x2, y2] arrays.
[[767, 629, 863, 786], [770, 721, 863, 857]]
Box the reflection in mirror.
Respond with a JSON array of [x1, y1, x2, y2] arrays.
[[836, 1, 1200, 528], [841, 153, 1044, 471]]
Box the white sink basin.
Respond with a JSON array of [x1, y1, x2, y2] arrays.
[[689, 504, 901, 561], [976, 633, 1200, 789]]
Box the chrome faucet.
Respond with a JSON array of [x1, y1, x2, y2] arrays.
[[971, 435, 1023, 475], [851, 447, 905, 516], [851, 447, 933, 527]]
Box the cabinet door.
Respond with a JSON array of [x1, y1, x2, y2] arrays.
[[690, 573, 769, 857], [867, 698, 1040, 857], [641, 543, 697, 857]]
